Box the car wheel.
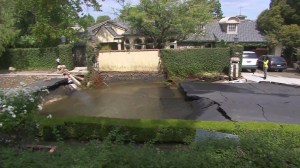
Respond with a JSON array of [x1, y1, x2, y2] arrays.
[[251, 69, 256, 73]]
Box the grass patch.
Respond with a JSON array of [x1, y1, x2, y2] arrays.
[[38, 115, 300, 143], [2, 116, 300, 167], [1, 133, 300, 168]]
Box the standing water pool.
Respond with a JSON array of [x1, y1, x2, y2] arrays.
[[41, 81, 194, 119]]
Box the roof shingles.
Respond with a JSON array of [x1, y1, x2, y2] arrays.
[[185, 20, 266, 43]]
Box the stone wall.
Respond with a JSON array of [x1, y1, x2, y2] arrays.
[[99, 72, 166, 83]]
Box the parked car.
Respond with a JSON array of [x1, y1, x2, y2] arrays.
[[242, 51, 258, 73], [257, 55, 287, 72]]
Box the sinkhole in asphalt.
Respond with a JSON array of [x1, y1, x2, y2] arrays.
[[41, 81, 230, 120]]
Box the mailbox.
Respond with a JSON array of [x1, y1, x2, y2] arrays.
[[229, 57, 240, 80]]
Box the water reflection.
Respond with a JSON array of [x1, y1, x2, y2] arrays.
[[41, 81, 194, 119]]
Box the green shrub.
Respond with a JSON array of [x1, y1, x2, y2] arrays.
[[1, 45, 73, 70], [0, 85, 47, 144], [160, 48, 230, 77], [86, 44, 95, 69], [38, 116, 300, 143], [229, 44, 244, 57], [39, 116, 195, 143], [58, 44, 74, 70], [7, 48, 58, 70], [100, 44, 112, 51], [2, 126, 300, 167]]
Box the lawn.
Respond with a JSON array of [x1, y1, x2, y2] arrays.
[[1, 119, 300, 168]]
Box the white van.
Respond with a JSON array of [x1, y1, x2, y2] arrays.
[[242, 51, 258, 73]]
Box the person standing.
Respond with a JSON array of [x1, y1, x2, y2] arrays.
[[263, 56, 269, 79]]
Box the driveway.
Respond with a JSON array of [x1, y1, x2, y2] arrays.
[[256, 68, 300, 78], [242, 68, 300, 86], [180, 82, 300, 124]]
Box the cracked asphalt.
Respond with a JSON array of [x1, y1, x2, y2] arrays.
[[181, 82, 300, 124]]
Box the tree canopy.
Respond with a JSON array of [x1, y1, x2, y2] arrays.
[[80, 15, 96, 28], [13, 0, 104, 47], [257, 0, 300, 48], [0, 0, 17, 56], [120, 0, 214, 48], [96, 15, 111, 23], [211, 0, 223, 18]]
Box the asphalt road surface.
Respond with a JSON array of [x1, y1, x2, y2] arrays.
[[181, 81, 300, 124]]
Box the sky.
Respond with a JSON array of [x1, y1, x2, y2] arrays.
[[84, 0, 270, 21]]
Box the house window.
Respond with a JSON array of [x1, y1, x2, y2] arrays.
[[227, 24, 237, 33]]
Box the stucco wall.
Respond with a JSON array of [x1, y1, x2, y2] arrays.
[[97, 28, 114, 42], [98, 50, 160, 72]]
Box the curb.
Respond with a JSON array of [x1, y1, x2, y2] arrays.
[[259, 81, 300, 88]]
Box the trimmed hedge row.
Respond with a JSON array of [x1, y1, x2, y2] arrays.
[[160, 48, 230, 77], [0, 44, 73, 70], [39, 116, 300, 143], [58, 44, 74, 70], [86, 44, 94, 69], [229, 44, 244, 58]]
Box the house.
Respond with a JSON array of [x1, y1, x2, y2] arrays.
[[88, 16, 280, 56], [88, 20, 155, 51], [177, 15, 269, 56]]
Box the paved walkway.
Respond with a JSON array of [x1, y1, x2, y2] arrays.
[[242, 72, 300, 86]]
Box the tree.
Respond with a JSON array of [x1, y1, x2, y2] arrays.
[[120, 0, 213, 48], [278, 24, 300, 47], [0, 0, 17, 57], [96, 15, 111, 23], [13, 0, 104, 47], [257, 0, 300, 60], [211, 0, 223, 18], [80, 14, 96, 28]]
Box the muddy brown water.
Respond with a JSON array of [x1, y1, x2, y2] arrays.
[[41, 81, 194, 119]]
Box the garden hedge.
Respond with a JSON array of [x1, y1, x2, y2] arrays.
[[86, 44, 95, 69], [58, 44, 74, 70], [0, 44, 73, 70], [160, 48, 230, 77], [39, 116, 300, 143]]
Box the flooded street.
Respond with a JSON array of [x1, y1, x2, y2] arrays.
[[41, 81, 194, 119]]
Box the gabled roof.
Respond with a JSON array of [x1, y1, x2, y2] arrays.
[[88, 20, 128, 37], [104, 26, 123, 38], [183, 19, 266, 43]]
